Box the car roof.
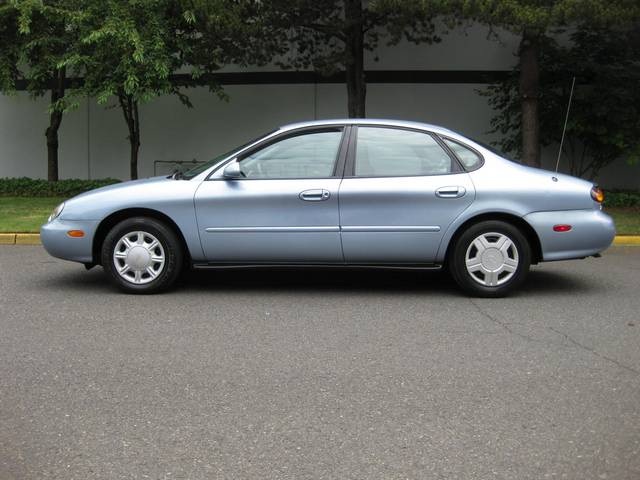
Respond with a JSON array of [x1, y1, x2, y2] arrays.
[[279, 118, 457, 136]]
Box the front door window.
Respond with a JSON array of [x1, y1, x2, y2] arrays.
[[239, 129, 343, 179]]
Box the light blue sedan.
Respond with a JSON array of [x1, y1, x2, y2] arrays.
[[41, 119, 615, 296]]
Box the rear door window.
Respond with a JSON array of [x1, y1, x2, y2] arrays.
[[354, 127, 457, 177]]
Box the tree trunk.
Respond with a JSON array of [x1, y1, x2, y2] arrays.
[[344, 0, 366, 117], [519, 29, 541, 168], [118, 93, 141, 180], [45, 68, 66, 181], [130, 100, 140, 180]]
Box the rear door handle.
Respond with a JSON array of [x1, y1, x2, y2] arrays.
[[435, 186, 466, 198], [299, 189, 331, 201]]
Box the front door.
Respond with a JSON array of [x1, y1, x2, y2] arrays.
[[194, 127, 347, 263], [339, 126, 475, 264]]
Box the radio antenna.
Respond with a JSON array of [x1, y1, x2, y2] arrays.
[[555, 76, 576, 172]]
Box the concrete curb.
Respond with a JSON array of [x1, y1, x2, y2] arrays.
[[0, 233, 41, 245], [0, 233, 16, 244], [1, 233, 640, 246], [613, 236, 640, 246], [15, 233, 42, 245]]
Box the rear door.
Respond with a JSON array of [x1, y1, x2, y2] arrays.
[[338, 126, 475, 264]]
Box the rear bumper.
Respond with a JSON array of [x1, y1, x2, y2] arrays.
[[524, 209, 615, 261], [40, 218, 99, 264]]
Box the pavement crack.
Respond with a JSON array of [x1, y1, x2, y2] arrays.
[[468, 299, 548, 345], [470, 300, 640, 376], [548, 326, 640, 376]]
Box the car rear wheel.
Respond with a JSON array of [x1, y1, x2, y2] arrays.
[[450, 220, 531, 297], [101, 217, 183, 294]]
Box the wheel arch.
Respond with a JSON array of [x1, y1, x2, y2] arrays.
[[443, 212, 543, 265], [92, 208, 191, 266]]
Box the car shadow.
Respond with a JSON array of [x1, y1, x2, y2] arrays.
[[519, 268, 597, 296], [37, 264, 596, 297], [183, 267, 458, 295], [182, 266, 596, 297]]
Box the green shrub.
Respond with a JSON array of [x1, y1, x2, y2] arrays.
[[604, 190, 640, 208], [0, 177, 121, 197]]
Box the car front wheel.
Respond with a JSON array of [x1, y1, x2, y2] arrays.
[[101, 217, 183, 294], [450, 220, 531, 297]]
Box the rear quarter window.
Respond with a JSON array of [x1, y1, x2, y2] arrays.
[[442, 138, 484, 171]]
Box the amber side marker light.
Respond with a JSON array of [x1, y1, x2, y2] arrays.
[[553, 224, 572, 232], [67, 230, 85, 238], [591, 186, 605, 203]]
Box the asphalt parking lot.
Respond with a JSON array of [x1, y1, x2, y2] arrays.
[[1, 245, 639, 480]]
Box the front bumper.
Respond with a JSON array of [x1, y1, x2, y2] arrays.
[[40, 218, 99, 264], [524, 209, 615, 261]]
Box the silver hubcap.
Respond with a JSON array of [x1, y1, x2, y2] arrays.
[[465, 232, 519, 287], [113, 231, 165, 285]]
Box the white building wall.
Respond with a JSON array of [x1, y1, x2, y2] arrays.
[[87, 84, 319, 180], [0, 24, 637, 188], [0, 93, 89, 179]]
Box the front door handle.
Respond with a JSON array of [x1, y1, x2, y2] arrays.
[[435, 186, 466, 198], [299, 189, 331, 201]]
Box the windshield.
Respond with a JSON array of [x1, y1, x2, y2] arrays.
[[182, 130, 277, 180]]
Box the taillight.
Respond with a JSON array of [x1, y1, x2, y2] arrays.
[[591, 186, 604, 203]]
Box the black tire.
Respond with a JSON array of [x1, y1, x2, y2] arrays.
[[101, 217, 184, 294], [449, 220, 531, 298]]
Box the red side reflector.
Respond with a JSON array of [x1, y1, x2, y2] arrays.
[[553, 224, 572, 232], [67, 230, 85, 238]]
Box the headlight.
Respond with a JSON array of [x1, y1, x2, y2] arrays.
[[48, 202, 65, 222]]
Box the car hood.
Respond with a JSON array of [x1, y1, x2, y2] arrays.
[[59, 176, 199, 221], [72, 176, 171, 200]]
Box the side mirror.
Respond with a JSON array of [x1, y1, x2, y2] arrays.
[[223, 160, 243, 179]]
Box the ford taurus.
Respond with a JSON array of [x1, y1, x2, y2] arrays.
[[41, 119, 615, 296]]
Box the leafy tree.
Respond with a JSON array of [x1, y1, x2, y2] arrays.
[[60, 0, 212, 180], [482, 25, 640, 180], [183, 0, 280, 81], [262, 0, 447, 117], [2, 0, 82, 181], [63, 0, 261, 180], [0, 2, 21, 92], [461, 0, 640, 168]]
